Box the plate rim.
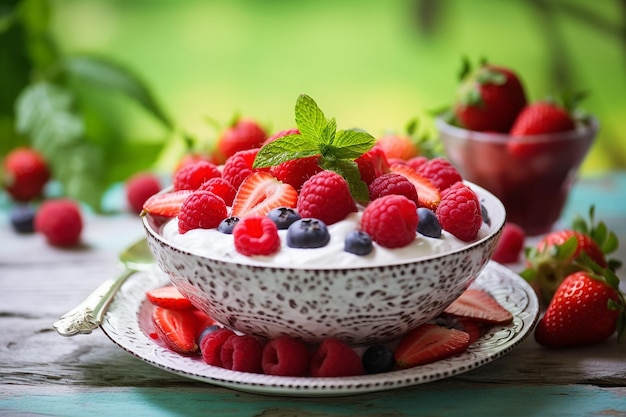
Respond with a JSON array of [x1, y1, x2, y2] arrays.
[[101, 261, 539, 397]]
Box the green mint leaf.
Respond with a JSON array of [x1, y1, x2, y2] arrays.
[[320, 158, 369, 202], [329, 129, 375, 160], [253, 133, 319, 168], [63, 54, 174, 130], [320, 117, 337, 146], [295, 94, 327, 140]]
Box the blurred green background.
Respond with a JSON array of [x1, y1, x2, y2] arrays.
[[2, 0, 625, 210]]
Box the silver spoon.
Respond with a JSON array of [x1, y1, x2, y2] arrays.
[[53, 238, 154, 336]]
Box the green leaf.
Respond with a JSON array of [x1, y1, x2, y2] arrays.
[[320, 117, 337, 146], [16, 82, 72, 133], [253, 134, 318, 168], [295, 94, 327, 140], [62, 54, 174, 130], [556, 236, 578, 261], [329, 129, 375, 160]]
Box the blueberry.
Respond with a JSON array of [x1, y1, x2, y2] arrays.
[[362, 344, 395, 374], [286, 218, 330, 248], [10, 204, 36, 234], [218, 216, 240, 234], [344, 230, 373, 255], [197, 324, 222, 344], [267, 207, 301, 230], [417, 207, 442, 238]]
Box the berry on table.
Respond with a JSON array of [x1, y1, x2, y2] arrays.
[[10, 203, 36, 234], [233, 215, 281, 256], [262, 335, 310, 377], [220, 334, 265, 373], [125, 172, 161, 214], [267, 207, 301, 230], [436, 182, 482, 242], [344, 230, 373, 256], [200, 328, 236, 367], [178, 190, 228, 234], [286, 218, 330, 249], [2, 147, 50, 202], [34, 198, 83, 247], [361, 194, 418, 248]]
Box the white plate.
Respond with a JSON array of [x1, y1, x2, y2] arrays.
[[101, 261, 539, 397]]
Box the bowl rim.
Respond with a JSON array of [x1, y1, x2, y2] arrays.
[[142, 181, 506, 271], [435, 115, 599, 144]]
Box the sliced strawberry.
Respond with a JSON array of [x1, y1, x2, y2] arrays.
[[191, 308, 217, 341], [394, 323, 471, 368], [389, 163, 441, 210], [146, 285, 194, 310], [152, 306, 199, 354], [142, 190, 193, 218], [354, 144, 390, 185], [231, 171, 297, 218], [444, 289, 513, 324]]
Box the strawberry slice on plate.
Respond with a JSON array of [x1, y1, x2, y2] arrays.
[[231, 171, 297, 218], [389, 163, 441, 210], [394, 323, 471, 368], [443, 288, 513, 324], [146, 285, 194, 310], [142, 190, 193, 218], [151, 306, 199, 355]]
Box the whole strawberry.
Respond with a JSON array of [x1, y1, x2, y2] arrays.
[[2, 147, 50, 202], [510, 101, 575, 136], [535, 267, 625, 348], [522, 207, 620, 305], [454, 60, 527, 133], [216, 118, 266, 164]]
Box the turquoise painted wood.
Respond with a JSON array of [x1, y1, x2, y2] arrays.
[[1, 172, 625, 417]]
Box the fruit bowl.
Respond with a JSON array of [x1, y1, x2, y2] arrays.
[[437, 116, 597, 236], [142, 181, 506, 346]]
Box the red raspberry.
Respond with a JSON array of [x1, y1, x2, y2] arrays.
[[361, 194, 418, 248], [2, 147, 50, 202], [173, 160, 221, 191], [200, 328, 236, 367], [406, 156, 428, 171], [492, 222, 526, 264], [233, 215, 281, 256], [354, 145, 390, 185], [178, 190, 228, 234], [220, 334, 265, 373], [416, 157, 462, 191], [270, 155, 323, 191], [125, 172, 161, 214], [216, 118, 266, 164], [368, 173, 419, 206], [436, 182, 482, 242], [198, 177, 237, 206], [262, 335, 310, 377], [297, 171, 357, 225], [309, 338, 363, 377], [222, 148, 259, 190], [35, 198, 83, 247]]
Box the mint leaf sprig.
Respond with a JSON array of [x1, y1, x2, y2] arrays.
[[253, 94, 375, 202]]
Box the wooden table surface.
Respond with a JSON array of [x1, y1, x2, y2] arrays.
[[1, 172, 625, 417]]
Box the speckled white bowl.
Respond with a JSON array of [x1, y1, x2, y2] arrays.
[[142, 182, 506, 345]]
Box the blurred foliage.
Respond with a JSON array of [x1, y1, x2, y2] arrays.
[[2, 0, 625, 210]]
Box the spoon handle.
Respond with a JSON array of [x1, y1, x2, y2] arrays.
[[53, 268, 136, 336]]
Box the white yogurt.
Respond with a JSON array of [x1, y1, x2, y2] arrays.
[[160, 211, 489, 269]]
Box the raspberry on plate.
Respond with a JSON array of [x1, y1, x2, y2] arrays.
[[233, 215, 281, 256], [35, 198, 83, 247], [125, 172, 161, 214], [262, 335, 310, 377], [173, 161, 221, 191], [297, 170, 357, 225], [361, 194, 418, 248], [368, 173, 419, 206], [309, 338, 363, 377], [220, 334, 265, 373], [200, 328, 236, 367], [492, 222, 526, 264], [178, 190, 228, 234], [436, 183, 482, 242]]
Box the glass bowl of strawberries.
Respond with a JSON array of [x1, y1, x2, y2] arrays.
[[437, 60, 598, 236]]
